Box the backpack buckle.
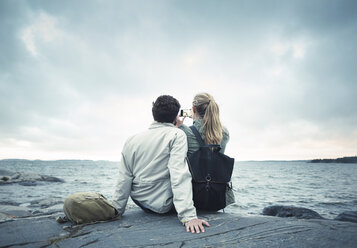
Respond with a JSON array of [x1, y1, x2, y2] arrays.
[[205, 174, 211, 182]]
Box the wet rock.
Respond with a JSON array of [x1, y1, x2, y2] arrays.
[[335, 211, 357, 223], [262, 205, 324, 219], [0, 170, 64, 185], [0, 208, 356, 248]]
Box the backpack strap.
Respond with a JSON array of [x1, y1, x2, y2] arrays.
[[189, 125, 205, 147]]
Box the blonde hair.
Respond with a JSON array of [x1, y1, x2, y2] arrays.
[[193, 93, 223, 145]]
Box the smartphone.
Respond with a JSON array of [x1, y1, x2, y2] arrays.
[[180, 109, 192, 118]]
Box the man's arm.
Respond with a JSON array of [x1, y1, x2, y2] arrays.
[[167, 130, 210, 233], [112, 152, 133, 215]]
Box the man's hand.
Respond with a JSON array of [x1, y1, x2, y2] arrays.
[[185, 218, 210, 233]]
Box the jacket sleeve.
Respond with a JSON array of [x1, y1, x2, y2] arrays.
[[167, 130, 197, 224], [112, 151, 133, 215]]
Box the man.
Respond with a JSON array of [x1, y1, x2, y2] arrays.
[[113, 95, 209, 233]]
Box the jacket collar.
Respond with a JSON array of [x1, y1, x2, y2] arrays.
[[149, 121, 175, 129], [193, 119, 204, 128], [193, 118, 204, 133]]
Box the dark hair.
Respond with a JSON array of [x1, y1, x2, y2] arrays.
[[152, 95, 181, 123]]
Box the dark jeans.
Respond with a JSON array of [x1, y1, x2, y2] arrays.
[[132, 198, 176, 215]]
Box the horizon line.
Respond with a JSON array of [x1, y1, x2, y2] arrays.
[[1, 157, 355, 163]]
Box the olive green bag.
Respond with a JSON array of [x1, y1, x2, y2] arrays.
[[60, 192, 121, 225]]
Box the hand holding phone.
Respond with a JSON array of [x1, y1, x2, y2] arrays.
[[180, 109, 192, 118]]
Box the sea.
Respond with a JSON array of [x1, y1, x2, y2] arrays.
[[1, 160, 356, 219]]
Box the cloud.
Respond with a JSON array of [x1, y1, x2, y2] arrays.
[[0, 0, 356, 160], [21, 13, 61, 56]]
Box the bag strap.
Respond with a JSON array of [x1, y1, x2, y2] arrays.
[[189, 125, 205, 147]]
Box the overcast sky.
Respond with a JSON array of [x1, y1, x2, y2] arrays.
[[1, 0, 356, 161]]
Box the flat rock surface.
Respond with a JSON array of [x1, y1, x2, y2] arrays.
[[1, 208, 357, 248]]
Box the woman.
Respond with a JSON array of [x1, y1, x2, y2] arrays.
[[177, 92, 235, 207]]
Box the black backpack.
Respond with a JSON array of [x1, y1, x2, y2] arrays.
[[187, 126, 234, 211]]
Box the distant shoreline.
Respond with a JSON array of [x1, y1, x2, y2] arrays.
[[309, 156, 357, 163]]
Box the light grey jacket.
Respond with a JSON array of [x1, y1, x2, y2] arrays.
[[113, 122, 197, 223]]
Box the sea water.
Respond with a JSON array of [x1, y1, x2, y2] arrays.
[[0, 160, 356, 219]]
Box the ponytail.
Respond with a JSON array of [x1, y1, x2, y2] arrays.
[[193, 93, 223, 145]]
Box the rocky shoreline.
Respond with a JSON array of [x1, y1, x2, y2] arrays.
[[1, 202, 357, 247], [1, 169, 357, 247]]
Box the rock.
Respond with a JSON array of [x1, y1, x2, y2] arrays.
[[0, 212, 13, 223], [30, 204, 64, 216], [42, 175, 64, 183], [28, 198, 65, 216], [1, 208, 357, 247], [335, 211, 357, 223], [1, 176, 9, 181], [262, 205, 324, 219], [0, 170, 14, 183], [0, 169, 14, 176], [0, 170, 64, 185], [19, 181, 38, 186], [0, 201, 20, 206], [46, 204, 65, 214], [0, 214, 69, 247], [0, 205, 32, 218], [30, 198, 64, 208]]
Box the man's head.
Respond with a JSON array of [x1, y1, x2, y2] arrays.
[[152, 95, 181, 123]]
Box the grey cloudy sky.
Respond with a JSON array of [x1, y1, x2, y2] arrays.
[[1, 0, 356, 160]]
